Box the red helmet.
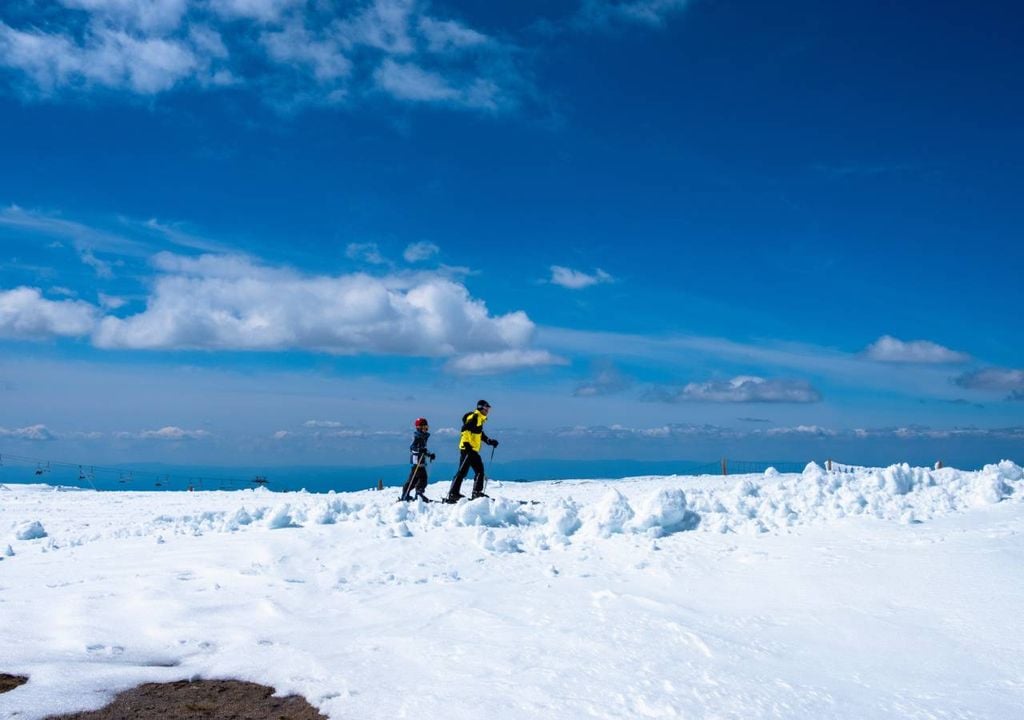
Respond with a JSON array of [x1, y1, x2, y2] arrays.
[[414, 417, 429, 428]]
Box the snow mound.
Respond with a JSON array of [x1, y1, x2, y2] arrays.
[[15, 520, 47, 540]]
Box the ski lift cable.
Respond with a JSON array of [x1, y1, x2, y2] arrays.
[[0, 450, 261, 489]]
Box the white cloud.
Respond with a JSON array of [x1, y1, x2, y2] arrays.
[[345, 242, 387, 265], [117, 426, 212, 440], [445, 349, 568, 374], [98, 293, 128, 310], [677, 376, 822, 404], [864, 335, 969, 364], [209, 0, 302, 23], [59, 0, 190, 33], [0, 205, 145, 256], [418, 17, 489, 53], [549, 265, 613, 290], [403, 241, 440, 263], [0, 0, 525, 113], [0, 287, 99, 339], [374, 58, 460, 102], [0, 424, 57, 441], [260, 21, 352, 83], [0, 23, 200, 95], [303, 420, 344, 428], [92, 253, 540, 359], [79, 248, 115, 278], [337, 0, 417, 55], [763, 425, 837, 437]]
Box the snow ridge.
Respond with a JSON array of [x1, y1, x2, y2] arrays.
[[5, 461, 1022, 554]]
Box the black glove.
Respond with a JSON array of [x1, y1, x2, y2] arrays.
[[488, 438, 499, 448], [428, 452, 436, 461]]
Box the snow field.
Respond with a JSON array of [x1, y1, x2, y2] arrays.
[[1, 461, 1023, 719]]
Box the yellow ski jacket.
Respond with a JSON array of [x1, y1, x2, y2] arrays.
[[458, 409, 490, 452]]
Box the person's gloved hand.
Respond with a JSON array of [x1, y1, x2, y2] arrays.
[[488, 438, 499, 448], [428, 452, 436, 461]]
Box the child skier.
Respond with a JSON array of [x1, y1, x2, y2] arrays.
[[400, 417, 435, 502]]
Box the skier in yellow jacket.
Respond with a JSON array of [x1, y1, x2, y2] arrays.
[[443, 399, 499, 503]]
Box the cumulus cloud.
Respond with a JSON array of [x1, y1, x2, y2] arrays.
[[549, 266, 614, 290], [92, 253, 547, 364], [0, 424, 57, 441], [673, 376, 822, 404], [403, 241, 439, 263], [0, 287, 99, 339], [445, 349, 568, 374], [0, 0, 526, 112], [864, 335, 969, 364], [955, 368, 1024, 401]]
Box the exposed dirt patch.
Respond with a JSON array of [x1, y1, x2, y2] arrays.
[[43, 679, 327, 719], [0, 674, 29, 693]]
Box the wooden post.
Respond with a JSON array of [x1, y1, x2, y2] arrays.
[[377, 478, 384, 491], [827, 458, 832, 472], [935, 460, 943, 470], [721, 457, 728, 476]]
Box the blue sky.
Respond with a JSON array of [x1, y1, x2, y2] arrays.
[[0, 0, 1022, 470]]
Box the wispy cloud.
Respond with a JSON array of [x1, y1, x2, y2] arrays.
[[345, 242, 387, 265], [78, 248, 116, 279], [403, 241, 439, 263], [0, 0, 529, 113], [863, 335, 969, 364], [574, 362, 632, 396], [445, 349, 568, 374], [576, 0, 692, 30], [0, 205, 143, 256], [549, 265, 614, 290], [538, 326, 974, 401]]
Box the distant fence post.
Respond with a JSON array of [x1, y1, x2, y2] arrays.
[[827, 458, 832, 472], [377, 478, 383, 491], [935, 459, 943, 470], [721, 457, 728, 476]]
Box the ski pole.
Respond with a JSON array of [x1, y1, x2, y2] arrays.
[[484, 445, 496, 493], [401, 452, 426, 501], [447, 449, 472, 500]]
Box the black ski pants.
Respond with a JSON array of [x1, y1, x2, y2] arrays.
[[448, 448, 485, 499], [401, 464, 428, 500]]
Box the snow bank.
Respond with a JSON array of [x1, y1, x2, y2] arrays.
[[2, 461, 1021, 554]]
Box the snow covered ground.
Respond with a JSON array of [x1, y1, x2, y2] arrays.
[[2, 461, 1023, 719]]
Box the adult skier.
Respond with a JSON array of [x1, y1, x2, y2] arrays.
[[444, 399, 499, 503], [400, 417, 435, 502]]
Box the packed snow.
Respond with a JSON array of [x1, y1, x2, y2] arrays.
[[1, 461, 1023, 718]]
